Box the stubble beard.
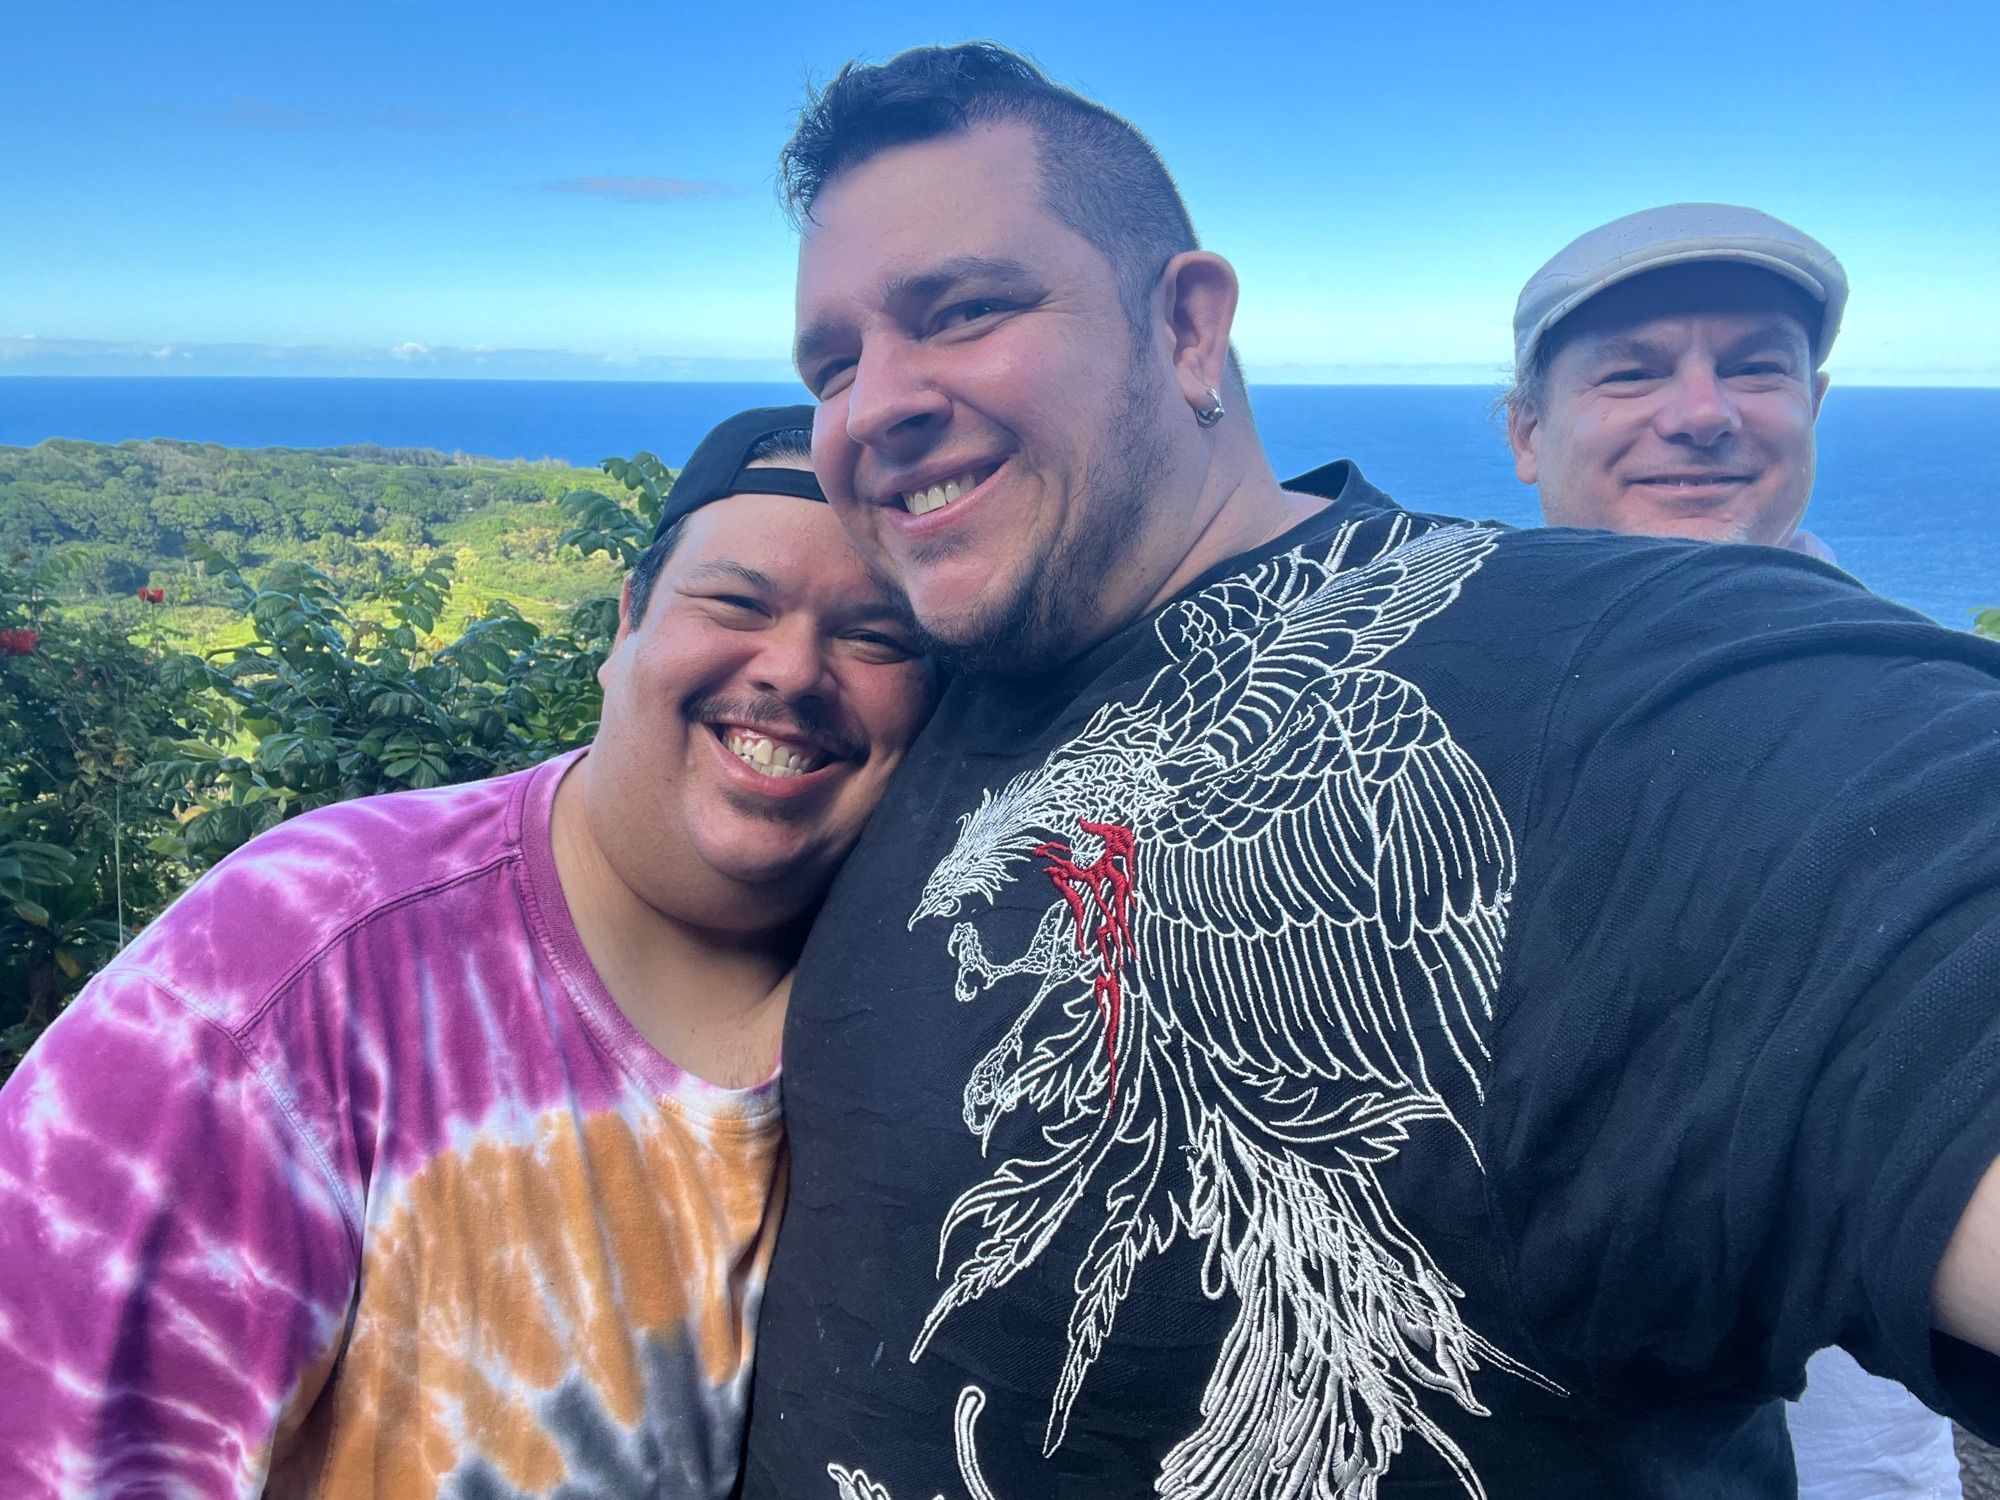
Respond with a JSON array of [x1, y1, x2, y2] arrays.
[[911, 354, 1169, 679]]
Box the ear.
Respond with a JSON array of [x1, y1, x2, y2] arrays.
[[1158, 251, 1240, 417], [1506, 401, 1541, 485], [599, 579, 638, 690], [1810, 369, 1830, 419]]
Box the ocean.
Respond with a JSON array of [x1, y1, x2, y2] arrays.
[[2, 376, 1994, 628]]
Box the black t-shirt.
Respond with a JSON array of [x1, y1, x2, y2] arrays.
[[744, 464, 2000, 1500]]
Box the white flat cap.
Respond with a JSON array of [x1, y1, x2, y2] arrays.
[[1513, 203, 1847, 374]]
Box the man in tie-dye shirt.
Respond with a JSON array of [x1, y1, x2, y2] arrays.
[[0, 405, 935, 1498]]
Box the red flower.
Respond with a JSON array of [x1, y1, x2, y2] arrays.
[[146, 587, 166, 604], [0, 628, 39, 656]]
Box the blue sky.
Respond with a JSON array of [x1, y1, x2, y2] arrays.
[[3, 1, 1994, 384]]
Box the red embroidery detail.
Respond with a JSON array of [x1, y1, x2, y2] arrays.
[[1033, 821, 1138, 1110]]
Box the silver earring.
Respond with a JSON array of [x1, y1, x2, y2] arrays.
[[1195, 386, 1225, 428]]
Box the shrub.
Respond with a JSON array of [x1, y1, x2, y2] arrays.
[[0, 454, 662, 1075], [0, 559, 203, 1068]]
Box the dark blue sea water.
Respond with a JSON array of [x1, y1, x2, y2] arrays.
[[2, 376, 1994, 627]]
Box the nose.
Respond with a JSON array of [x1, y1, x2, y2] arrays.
[[843, 337, 949, 454], [1656, 362, 1742, 449], [748, 616, 837, 706]]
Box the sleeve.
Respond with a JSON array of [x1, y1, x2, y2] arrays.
[[0, 966, 361, 1497], [1488, 545, 2000, 1433]]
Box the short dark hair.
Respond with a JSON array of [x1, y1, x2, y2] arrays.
[[624, 430, 816, 628], [624, 519, 684, 629], [781, 42, 1198, 336], [742, 428, 814, 468], [1502, 339, 1557, 424]]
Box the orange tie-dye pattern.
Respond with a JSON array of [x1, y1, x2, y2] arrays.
[[273, 1100, 784, 1498]]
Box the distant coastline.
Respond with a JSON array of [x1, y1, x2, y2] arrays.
[[3, 378, 1996, 627], [5, 350, 1994, 386]]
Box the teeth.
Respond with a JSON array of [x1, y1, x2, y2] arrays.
[[720, 728, 824, 779], [901, 469, 984, 516]]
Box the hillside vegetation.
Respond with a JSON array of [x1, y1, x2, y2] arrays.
[[0, 438, 627, 632], [1, 442, 672, 1070]]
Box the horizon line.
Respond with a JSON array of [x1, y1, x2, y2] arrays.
[[3, 371, 1997, 391], [7, 338, 1999, 390]]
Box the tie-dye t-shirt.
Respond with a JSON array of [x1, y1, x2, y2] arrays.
[[0, 751, 786, 1499]]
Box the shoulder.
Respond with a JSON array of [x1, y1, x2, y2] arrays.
[[1283, 465, 1714, 627], [1474, 524, 1949, 633], [113, 757, 561, 1034], [1394, 518, 1980, 690], [1504, 533, 2000, 727]]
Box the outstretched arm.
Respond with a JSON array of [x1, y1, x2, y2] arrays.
[[1937, 1155, 2000, 1352], [1500, 539, 2000, 1427]]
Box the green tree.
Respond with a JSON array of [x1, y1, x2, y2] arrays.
[[1, 558, 201, 1068], [143, 450, 667, 869], [0, 451, 664, 1075], [0, 438, 625, 610], [147, 550, 609, 867]]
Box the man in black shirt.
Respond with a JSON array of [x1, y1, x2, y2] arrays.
[[746, 42, 2000, 1499]]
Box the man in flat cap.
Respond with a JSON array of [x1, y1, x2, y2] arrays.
[[1508, 204, 1962, 1500], [1507, 203, 1842, 557], [0, 406, 934, 1497]]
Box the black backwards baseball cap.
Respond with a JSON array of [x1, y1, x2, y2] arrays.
[[652, 404, 825, 543]]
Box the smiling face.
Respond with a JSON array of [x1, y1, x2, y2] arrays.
[[1510, 263, 1829, 545], [795, 122, 1193, 674], [580, 489, 932, 932]]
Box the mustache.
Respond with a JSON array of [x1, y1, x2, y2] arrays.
[[687, 693, 865, 762]]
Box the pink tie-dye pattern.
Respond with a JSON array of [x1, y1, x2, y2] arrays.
[[0, 753, 783, 1498]]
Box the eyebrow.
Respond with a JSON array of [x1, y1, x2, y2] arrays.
[[682, 560, 909, 624], [1581, 332, 1672, 368], [1583, 319, 1810, 369], [682, 560, 778, 593], [1718, 319, 1811, 359], [792, 254, 1039, 376]]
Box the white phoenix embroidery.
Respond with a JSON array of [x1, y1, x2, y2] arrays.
[[893, 518, 1558, 1500]]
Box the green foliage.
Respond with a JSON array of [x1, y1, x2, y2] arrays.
[[554, 450, 671, 645], [558, 450, 669, 569], [1976, 608, 2000, 642], [148, 546, 613, 866], [0, 449, 667, 1076], [1, 558, 202, 1069], [0, 438, 624, 612]]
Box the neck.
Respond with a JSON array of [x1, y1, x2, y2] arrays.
[[548, 760, 803, 1088], [1140, 442, 1330, 616]]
